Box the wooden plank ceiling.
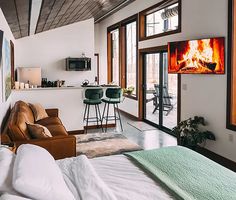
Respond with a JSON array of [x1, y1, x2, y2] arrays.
[[0, 0, 31, 39], [0, 0, 135, 38], [35, 0, 134, 34]]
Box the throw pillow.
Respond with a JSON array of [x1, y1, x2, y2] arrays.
[[27, 123, 52, 139], [29, 103, 48, 121]]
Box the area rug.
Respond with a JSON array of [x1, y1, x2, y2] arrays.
[[127, 121, 156, 132], [74, 133, 142, 158]]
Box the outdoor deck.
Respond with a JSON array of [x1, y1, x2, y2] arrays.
[[145, 93, 177, 130]]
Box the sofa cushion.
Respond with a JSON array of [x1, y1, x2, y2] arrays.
[[29, 103, 48, 121], [1, 134, 11, 144], [8, 112, 31, 141], [16, 101, 34, 124], [45, 124, 68, 137], [36, 117, 62, 126], [27, 124, 52, 139]]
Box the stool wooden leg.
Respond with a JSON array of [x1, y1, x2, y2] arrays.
[[105, 103, 110, 132], [116, 103, 123, 132], [85, 104, 90, 133], [97, 104, 104, 132]]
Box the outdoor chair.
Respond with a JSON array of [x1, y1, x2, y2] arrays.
[[152, 84, 174, 116]]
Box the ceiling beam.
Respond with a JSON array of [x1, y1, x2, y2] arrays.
[[30, 0, 42, 35]]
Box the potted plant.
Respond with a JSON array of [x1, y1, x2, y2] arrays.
[[123, 86, 135, 96], [172, 116, 216, 150]]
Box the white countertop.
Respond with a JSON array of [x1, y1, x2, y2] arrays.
[[12, 86, 85, 91], [12, 85, 120, 92]]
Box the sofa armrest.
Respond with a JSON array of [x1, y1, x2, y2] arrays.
[[46, 108, 59, 117], [14, 135, 76, 160]]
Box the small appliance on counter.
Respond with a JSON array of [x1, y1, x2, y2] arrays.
[[17, 67, 41, 87], [82, 79, 89, 87], [41, 78, 65, 88], [81, 79, 100, 87]]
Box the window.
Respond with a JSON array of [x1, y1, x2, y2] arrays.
[[146, 3, 179, 37], [139, 0, 181, 40], [107, 15, 138, 99], [126, 21, 137, 95], [111, 29, 119, 85]]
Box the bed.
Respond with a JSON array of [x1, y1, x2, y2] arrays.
[[0, 144, 236, 200]]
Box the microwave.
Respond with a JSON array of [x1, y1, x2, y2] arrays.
[[66, 57, 91, 71]]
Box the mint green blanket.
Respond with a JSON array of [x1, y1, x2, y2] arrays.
[[125, 146, 236, 200]]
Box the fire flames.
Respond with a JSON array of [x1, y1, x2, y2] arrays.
[[169, 38, 225, 74]]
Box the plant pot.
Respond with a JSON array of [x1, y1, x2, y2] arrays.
[[125, 91, 133, 96], [178, 137, 197, 150]]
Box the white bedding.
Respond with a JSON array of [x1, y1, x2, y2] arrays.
[[57, 155, 117, 200], [57, 155, 174, 200], [1, 149, 174, 200]]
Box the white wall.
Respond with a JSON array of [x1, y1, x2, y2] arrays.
[[15, 18, 95, 86], [95, 0, 236, 162], [0, 8, 15, 131], [11, 88, 85, 131]]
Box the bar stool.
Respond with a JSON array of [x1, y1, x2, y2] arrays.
[[102, 88, 123, 132], [83, 88, 103, 133]]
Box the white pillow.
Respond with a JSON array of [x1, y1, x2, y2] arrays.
[[0, 193, 32, 200], [0, 147, 17, 195], [12, 144, 75, 200]]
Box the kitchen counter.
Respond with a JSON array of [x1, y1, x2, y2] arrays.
[[12, 86, 83, 91], [12, 85, 120, 92], [11, 87, 85, 131], [11, 86, 118, 132]]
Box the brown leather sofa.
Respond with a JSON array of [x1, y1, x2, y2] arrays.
[[1, 101, 76, 160]]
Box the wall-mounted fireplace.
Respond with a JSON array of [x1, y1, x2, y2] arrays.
[[168, 37, 225, 74]]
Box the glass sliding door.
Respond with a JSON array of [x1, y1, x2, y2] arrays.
[[144, 51, 178, 130], [144, 53, 160, 126]]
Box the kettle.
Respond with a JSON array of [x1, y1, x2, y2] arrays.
[[82, 79, 89, 86]]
